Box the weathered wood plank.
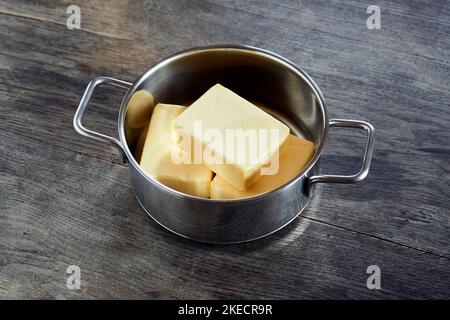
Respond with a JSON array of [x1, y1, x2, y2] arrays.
[[1, 130, 449, 299], [1, 1, 449, 256], [0, 0, 449, 298]]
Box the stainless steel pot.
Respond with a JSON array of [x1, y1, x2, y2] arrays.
[[74, 45, 375, 243]]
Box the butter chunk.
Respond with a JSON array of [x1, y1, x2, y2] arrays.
[[134, 123, 149, 163], [126, 90, 154, 129], [125, 90, 154, 148], [210, 134, 315, 199], [173, 84, 290, 191], [140, 103, 213, 198]]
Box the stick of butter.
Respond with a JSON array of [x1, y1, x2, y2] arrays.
[[126, 90, 154, 129], [140, 103, 213, 198], [173, 84, 290, 191], [210, 134, 315, 199], [125, 90, 154, 148], [134, 122, 149, 163]]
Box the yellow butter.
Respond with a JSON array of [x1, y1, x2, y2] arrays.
[[125, 90, 154, 148], [210, 134, 315, 199], [125, 90, 154, 129], [173, 84, 290, 191], [125, 125, 141, 149], [134, 123, 149, 163], [140, 103, 213, 198]]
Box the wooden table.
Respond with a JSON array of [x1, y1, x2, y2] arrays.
[[1, 0, 449, 299]]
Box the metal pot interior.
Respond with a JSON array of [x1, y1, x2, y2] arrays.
[[123, 46, 328, 182]]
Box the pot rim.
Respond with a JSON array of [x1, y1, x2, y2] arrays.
[[118, 44, 330, 204]]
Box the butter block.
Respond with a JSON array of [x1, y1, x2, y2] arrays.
[[140, 103, 213, 198], [125, 90, 154, 148], [126, 90, 154, 129], [125, 125, 141, 150], [173, 84, 290, 191], [134, 123, 149, 163], [210, 134, 315, 199]]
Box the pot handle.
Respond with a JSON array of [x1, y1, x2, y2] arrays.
[[73, 76, 133, 164], [309, 119, 375, 185]]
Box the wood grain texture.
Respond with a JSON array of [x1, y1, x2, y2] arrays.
[[2, 130, 449, 299], [0, 0, 449, 299]]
